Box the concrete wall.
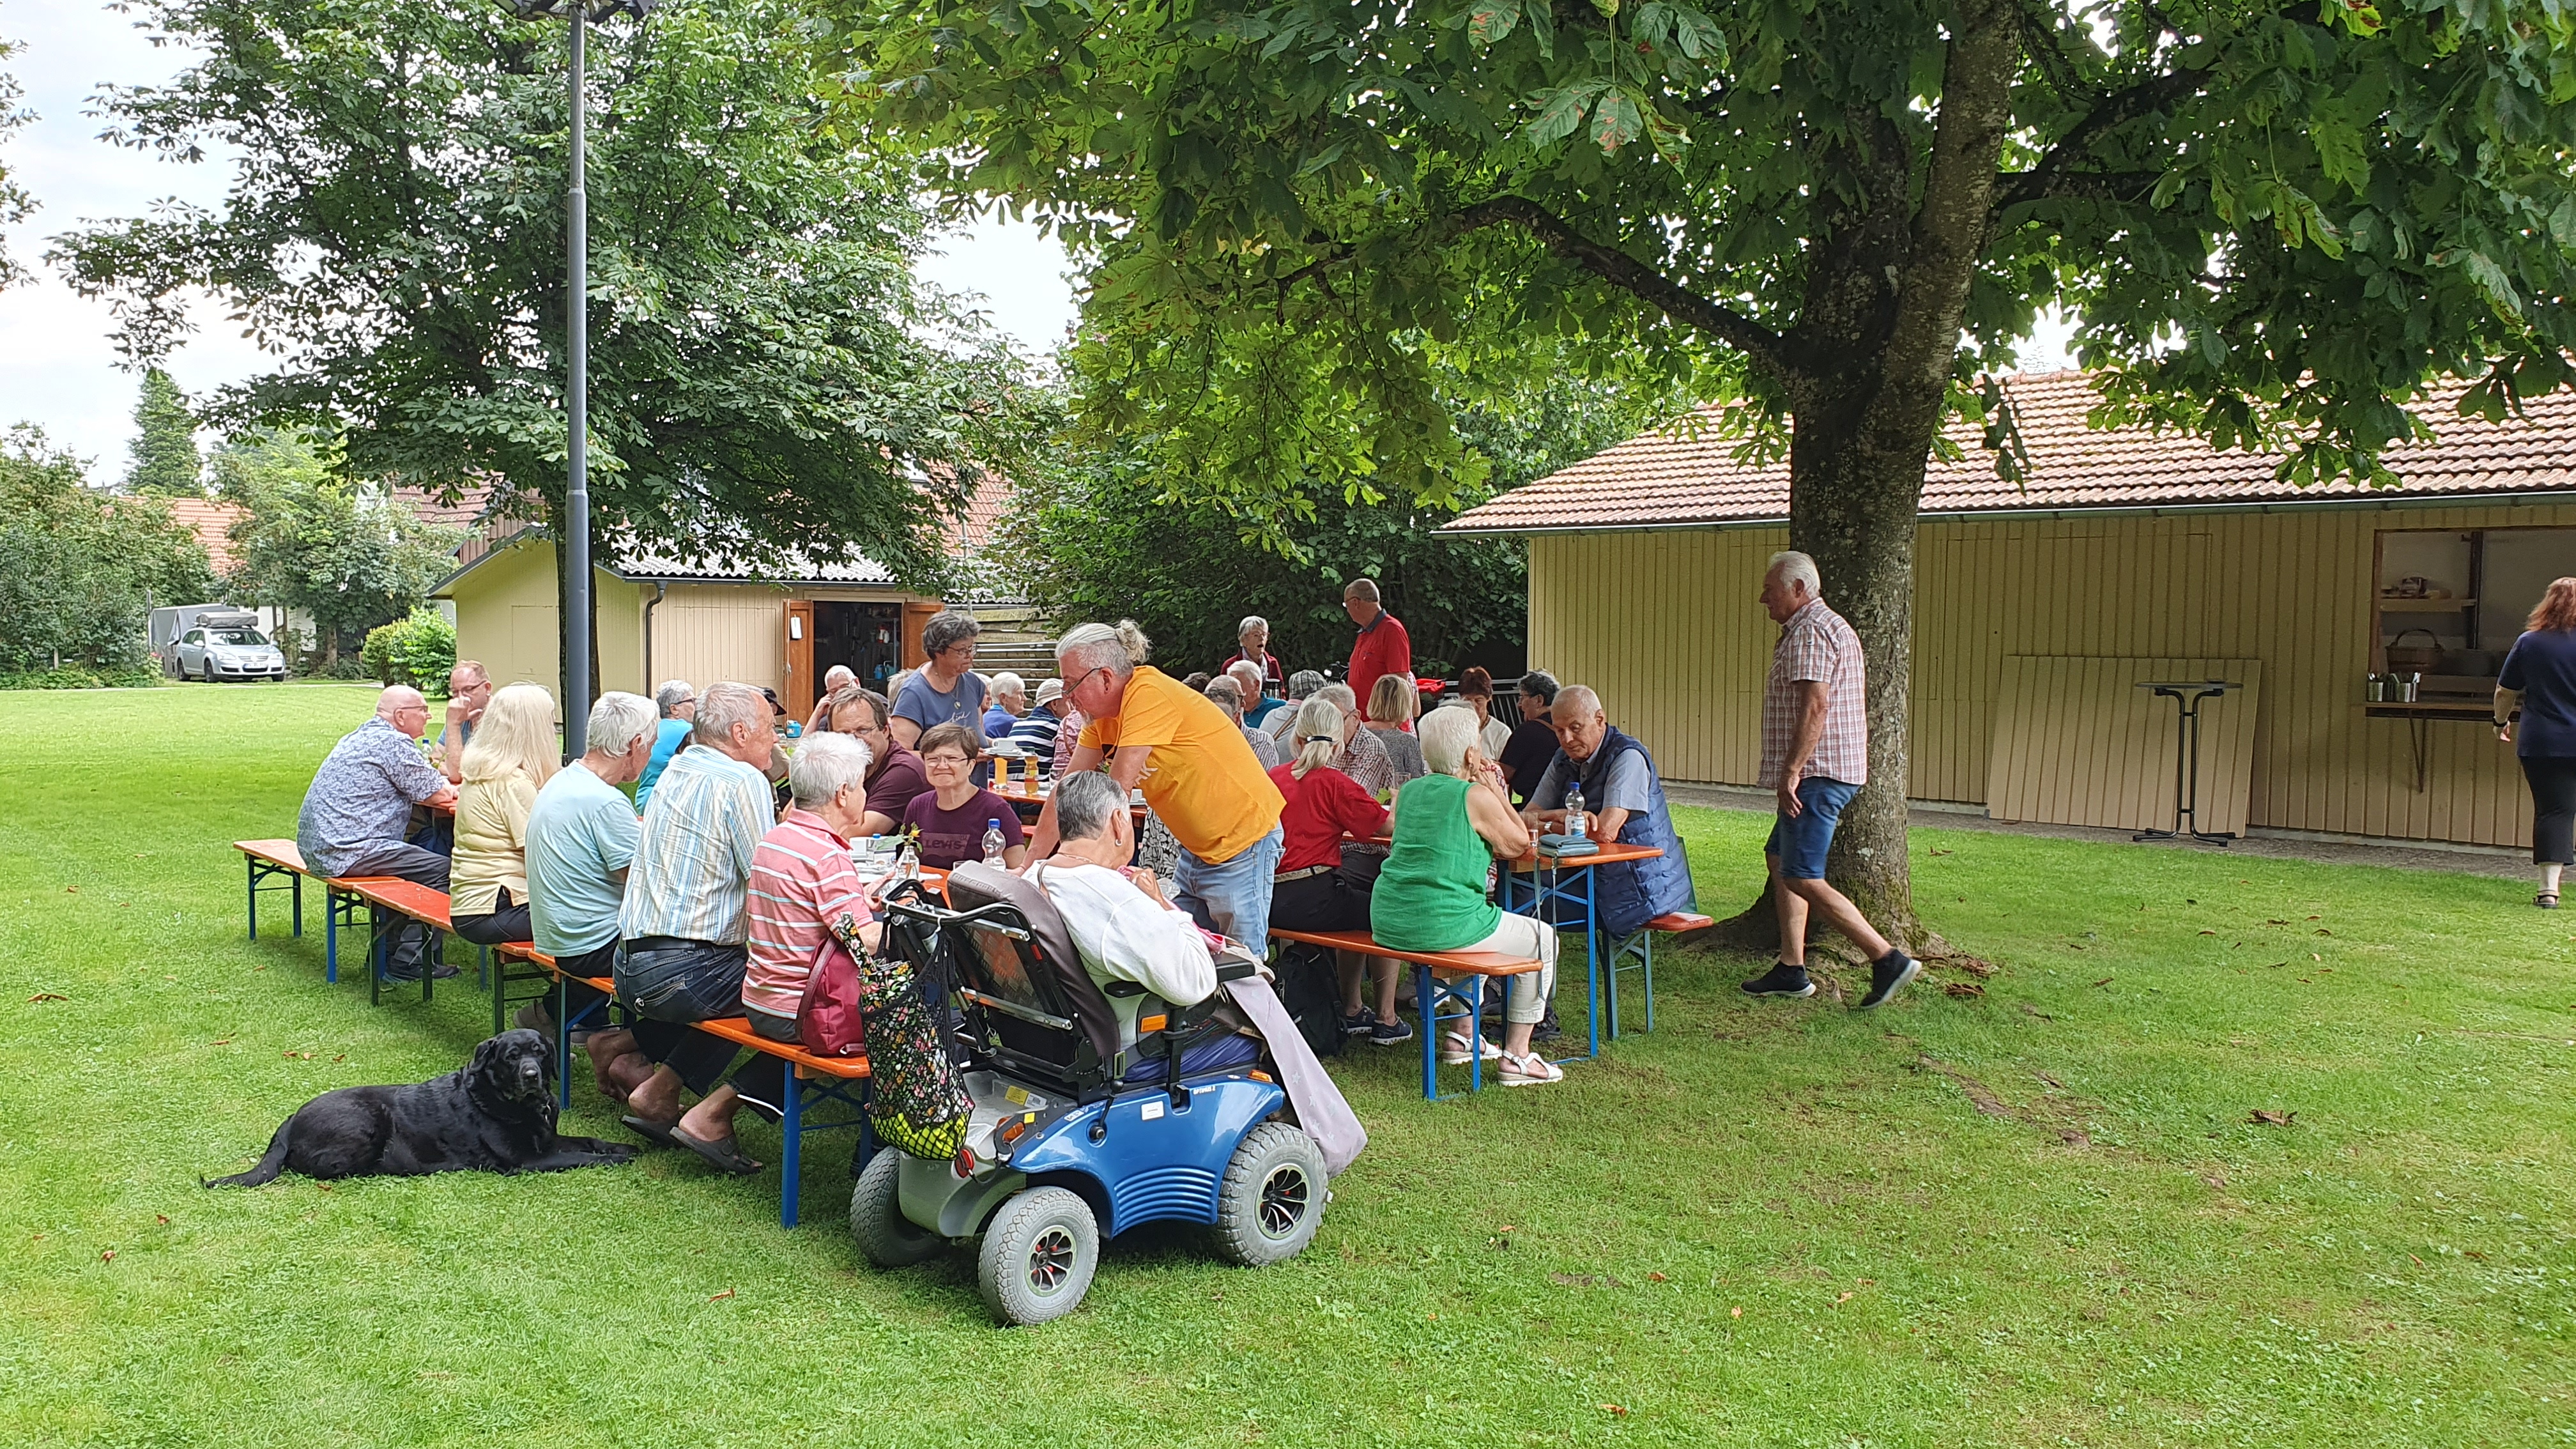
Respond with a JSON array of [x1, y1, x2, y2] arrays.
[[1528, 500, 2576, 848]]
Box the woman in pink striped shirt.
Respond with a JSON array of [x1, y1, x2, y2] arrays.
[[741, 732, 882, 1046]]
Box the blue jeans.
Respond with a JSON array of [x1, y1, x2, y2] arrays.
[[1765, 777, 1860, 881], [1174, 826, 1284, 959]]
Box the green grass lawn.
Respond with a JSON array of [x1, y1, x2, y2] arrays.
[[4, 684, 2572, 1446]]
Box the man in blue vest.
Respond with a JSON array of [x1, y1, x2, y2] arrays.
[[1519, 685, 1697, 941]]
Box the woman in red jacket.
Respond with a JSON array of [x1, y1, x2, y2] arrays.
[[1264, 695, 1406, 1045]]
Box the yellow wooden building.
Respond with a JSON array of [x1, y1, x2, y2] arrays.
[[1442, 370, 2576, 850]]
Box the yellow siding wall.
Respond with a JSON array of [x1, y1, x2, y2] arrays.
[[441, 536, 646, 709], [650, 585, 790, 694], [1529, 501, 2576, 848]]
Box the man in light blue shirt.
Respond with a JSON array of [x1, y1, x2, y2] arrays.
[[615, 681, 784, 1174], [525, 691, 714, 1100]]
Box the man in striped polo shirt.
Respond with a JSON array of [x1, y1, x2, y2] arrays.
[[1742, 550, 1919, 1009], [615, 681, 788, 1175]]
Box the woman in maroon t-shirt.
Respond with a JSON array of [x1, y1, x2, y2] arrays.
[[1265, 696, 1407, 1044], [900, 723, 1028, 871]]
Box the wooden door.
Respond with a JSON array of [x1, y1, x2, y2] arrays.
[[901, 597, 942, 670], [783, 599, 815, 722]]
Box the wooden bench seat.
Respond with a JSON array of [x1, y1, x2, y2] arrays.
[[1268, 925, 1542, 1100], [234, 838, 409, 985], [1602, 911, 1715, 1038], [337, 878, 459, 1006], [495, 943, 873, 1228]]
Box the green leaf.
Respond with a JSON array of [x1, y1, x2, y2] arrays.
[[1523, 79, 1608, 147], [1591, 90, 1644, 153], [1469, 1, 1519, 48], [2461, 250, 2524, 318], [1522, 0, 1557, 56], [2312, 120, 2370, 192], [1631, 2, 1673, 50], [1668, 4, 1725, 61]]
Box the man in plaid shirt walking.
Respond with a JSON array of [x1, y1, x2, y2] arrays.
[[1740, 551, 1919, 1008]]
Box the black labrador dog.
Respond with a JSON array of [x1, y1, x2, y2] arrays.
[[207, 1029, 636, 1186]]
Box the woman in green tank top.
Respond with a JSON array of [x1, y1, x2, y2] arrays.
[[1370, 708, 1565, 1085]]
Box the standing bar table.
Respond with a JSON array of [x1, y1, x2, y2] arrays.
[[2133, 679, 2243, 845]]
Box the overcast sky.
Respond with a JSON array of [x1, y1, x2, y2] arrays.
[[1, 0, 2070, 481]]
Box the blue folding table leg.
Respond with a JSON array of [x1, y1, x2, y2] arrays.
[[781, 1072, 802, 1229]]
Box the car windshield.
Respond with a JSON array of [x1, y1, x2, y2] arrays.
[[210, 629, 270, 646]]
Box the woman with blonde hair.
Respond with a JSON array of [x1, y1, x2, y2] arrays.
[[1265, 697, 1406, 1043], [450, 682, 562, 949], [1364, 672, 1427, 780], [2500, 577, 2576, 908], [1370, 705, 1563, 1085]]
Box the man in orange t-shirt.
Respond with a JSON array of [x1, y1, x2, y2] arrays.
[[1027, 622, 1286, 956]]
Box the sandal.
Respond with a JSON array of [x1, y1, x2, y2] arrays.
[[668, 1124, 763, 1176], [2540, 893, 2561, 910], [619, 1112, 680, 1147], [1498, 1051, 1565, 1087], [1439, 1029, 1504, 1065]]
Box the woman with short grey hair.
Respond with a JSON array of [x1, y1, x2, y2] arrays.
[[1224, 614, 1284, 696], [1498, 668, 1565, 804], [891, 610, 989, 755], [787, 727, 871, 809]]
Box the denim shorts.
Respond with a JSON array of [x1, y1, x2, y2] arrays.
[[1175, 826, 1285, 960], [614, 936, 750, 1024], [1766, 777, 1860, 880]]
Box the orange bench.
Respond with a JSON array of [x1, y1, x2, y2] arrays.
[[496, 944, 873, 1228], [336, 877, 460, 1006], [233, 839, 402, 986], [1603, 910, 1714, 1038], [1268, 925, 1543, 1100]]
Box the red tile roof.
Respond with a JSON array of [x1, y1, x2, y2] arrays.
[[1442, 369, 2576, 534], [159, 498, 249, 574]]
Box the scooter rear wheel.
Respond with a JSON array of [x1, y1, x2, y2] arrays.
[[849, 1149, 943, 1268]]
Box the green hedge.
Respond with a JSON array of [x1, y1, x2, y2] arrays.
[[360, 609, 458, 693], [0, 665, 164, 691]]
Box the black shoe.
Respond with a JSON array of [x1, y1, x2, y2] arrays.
[[1741, 962, 1816, 998], [1368, 1016, 1414, 1046], [1857, 951, 1920, 1009], [1528, 1020, 1561, 1044], [1340, 1006, 1378, 1036]]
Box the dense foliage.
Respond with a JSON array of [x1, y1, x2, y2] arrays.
[[53, 0, 1045, 590], [0, 19, 29, 291], [125, 369, 203, 496], [824, 0, 2576, 939], [0, 427, 215, 680], [360, 607, 459, 693], [215, 431, 464, 669], [1002, 351, 1683, 676]]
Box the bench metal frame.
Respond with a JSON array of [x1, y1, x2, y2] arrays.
[[243, 851, 303, 943]]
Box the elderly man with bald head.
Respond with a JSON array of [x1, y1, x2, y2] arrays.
[[1521, 684, 1697, 944], [296, 686, 463, 980]]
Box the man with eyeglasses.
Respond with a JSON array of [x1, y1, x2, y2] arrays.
[[824, 684, 931, 836], [636, 679, 698, 813], [295, 686, 462, 981]]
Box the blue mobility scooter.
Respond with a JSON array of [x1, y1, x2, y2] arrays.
[[854, 862, 1329, 1326]]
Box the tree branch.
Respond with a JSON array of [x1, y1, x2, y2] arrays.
[[1454, 194, 1787, 376], [1991, 169, 2168, 210], [1991, 67, 2204, 213]]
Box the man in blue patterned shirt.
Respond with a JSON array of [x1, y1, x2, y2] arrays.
[[295, 686, 459, 979], [613, 680, 786, 1174]]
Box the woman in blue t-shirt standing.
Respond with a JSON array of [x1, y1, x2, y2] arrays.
[[890, 610, 990, 753], [2500, 577, 2576, 909]]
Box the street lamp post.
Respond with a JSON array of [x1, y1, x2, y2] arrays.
[[515, 0, 650, 755]]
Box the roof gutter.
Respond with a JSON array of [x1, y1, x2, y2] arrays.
[[1438, 486, 2576, 537]]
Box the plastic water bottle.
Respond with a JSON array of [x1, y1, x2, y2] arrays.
[[982, 818, 1007, 867], [1563, 785, 1588, 841]]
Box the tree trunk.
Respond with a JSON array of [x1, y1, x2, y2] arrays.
[[1703, 0, 2021, 960]]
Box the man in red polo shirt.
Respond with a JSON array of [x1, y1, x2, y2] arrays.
[[1343, 577, 1411, 705]]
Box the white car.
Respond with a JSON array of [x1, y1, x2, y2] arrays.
[[175, 625, 289, 682]]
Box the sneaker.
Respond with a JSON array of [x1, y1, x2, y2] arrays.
[[1339, 1006, 1379, 1036], [1857, 951, 1920, 1009], [1741, 962, 1816, 998], [1368, 1015, 1414, 1046]]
